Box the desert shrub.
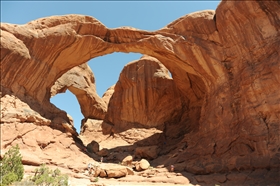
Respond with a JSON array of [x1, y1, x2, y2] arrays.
[[29, 164, 68, 186], [0, 145, 24, 186], [12, 179, 35, 186], [93, 177, 98, 182]]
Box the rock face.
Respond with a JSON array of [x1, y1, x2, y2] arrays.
[[135, 146, 159, 160], [0, 96, 91, 169], [0, 93, 77, 135], [1, 94, 51, 126], [1, 0, 279, 183], [79, 119, 105, 145], [0, 92, 90, 171], [105, 55, 187, 132], [51, 63, 107, 120], [102, 85, 115, 105]]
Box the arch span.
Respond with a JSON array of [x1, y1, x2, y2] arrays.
[[0, 11, 223, 106]]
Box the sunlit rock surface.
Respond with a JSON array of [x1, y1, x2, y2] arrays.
[[1, 1, 279, 184]]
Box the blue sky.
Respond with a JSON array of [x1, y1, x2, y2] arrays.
[[1, 1, 220, 133]]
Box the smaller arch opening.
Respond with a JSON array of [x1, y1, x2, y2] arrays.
[[50, 90, 83, 133]]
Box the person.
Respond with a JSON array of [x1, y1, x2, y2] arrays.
[[109, 131, 115, 138], [100, 157, 103, 163], [106, 130, 115, 139], [88, 163, 93, 175], [170, 165, 174, 172], [83, 147, 88, 153]]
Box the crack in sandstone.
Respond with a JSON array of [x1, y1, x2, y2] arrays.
[[4, 124, 38, 148]]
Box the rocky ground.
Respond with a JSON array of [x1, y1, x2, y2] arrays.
[[73, 122, 194, 186], [6, 119, 275, 186], [1, 101, 279, 186], [18, 124, 195, 186], [23, 164, 194, 186]]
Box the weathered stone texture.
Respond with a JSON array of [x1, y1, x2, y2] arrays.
[[105, 55, 187, 132], [51, 63, 107, 120], [1, 1, 279, 183]]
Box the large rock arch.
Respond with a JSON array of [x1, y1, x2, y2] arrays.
[[0, 9, 221, 104], [1, 0, 279, 176]]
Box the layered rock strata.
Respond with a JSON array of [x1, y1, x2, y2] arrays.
[[1, 0, 279, 181], [105, 55, 188, 133]]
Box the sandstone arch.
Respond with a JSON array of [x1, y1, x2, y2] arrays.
[[51, 63, 107, 120], [1, 0, 279, 176], [1, 10, 218, 104]]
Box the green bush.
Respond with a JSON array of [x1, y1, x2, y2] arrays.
[[0, 145, 24, 186], [93, 177, 98, 182], [12, 179, 35, 186], [29, 164, 68, 186]]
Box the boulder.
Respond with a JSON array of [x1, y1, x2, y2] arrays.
[[122, 155, 133, 166], [93, 166, 101, 177], [96, 148, 109, 157], [106, 167, 127, 178], [99, 169, 107, 178], [139, 159, 150, 170], [135, 159, 150, 171], [86, 140, 99, 153], [93, 163, 130, 178], [135, 163, 141, 172], [126, 167, 134, 175]]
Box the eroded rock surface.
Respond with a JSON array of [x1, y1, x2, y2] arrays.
[[1, 117, 90, 171], [102, 85, 115, 105], [1, 94, 51, 126], [1, 0, 280, 185], [51, 63, 107, 120], [105, 55, 187, 132], [80, 119, 105, 145]]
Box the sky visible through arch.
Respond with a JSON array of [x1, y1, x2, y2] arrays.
[[1, 1, 220, 133]]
